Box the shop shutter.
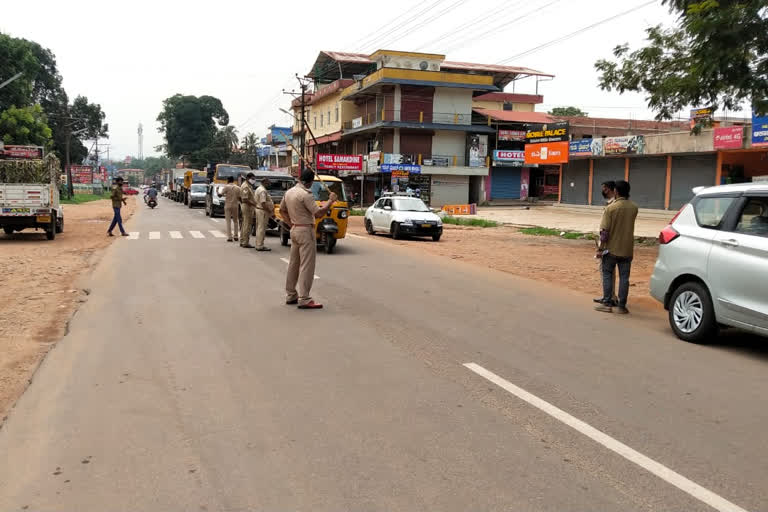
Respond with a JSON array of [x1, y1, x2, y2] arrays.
[[628, 157, 666, 209], [592, 159, 625, 205], [670, 155, 716, 210], [430, 175, 469, 207], [561, 160, 589, 205], [490, 168, 521, 199]]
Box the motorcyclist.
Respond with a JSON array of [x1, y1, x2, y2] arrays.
[[145, 186, 158, 205]]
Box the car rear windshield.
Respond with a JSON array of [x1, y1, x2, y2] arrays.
[[693, 196, 737, 228], [191, 184, 207, 193], [217, 166, 249, 179], [393, 197, 430, 212]]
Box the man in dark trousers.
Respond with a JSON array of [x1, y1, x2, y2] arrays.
[[107, 177, 129, 237], [595, 180, 638, 314]]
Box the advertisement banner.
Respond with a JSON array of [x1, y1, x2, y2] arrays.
[[383, 153, 402, 164], [352, 117, 363, 129], [492, 150, 525, 166], [316, 153, 363, 171], [71, 165, 93, 184], [380, 163, 421, 174], [525, 122, 569, 144], [0, 145, 44, 159], [524, 141, 569, 165], [752, 113, 768, 147], [468, 134, 488, 167], [690, 107, 714, 121], [713, 126, 744, 149], [498, 129, 526, 141], [569, 139, 597, 156], [603, 135, 644, 155]]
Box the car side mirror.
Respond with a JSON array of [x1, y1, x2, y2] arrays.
[[384, 206, 392, 211]]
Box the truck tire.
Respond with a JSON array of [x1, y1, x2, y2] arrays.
[[56, 215, 64, 233], [46, 217, 56, 240]]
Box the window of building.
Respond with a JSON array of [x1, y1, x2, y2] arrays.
[[320, 114, 323, 127], [335, 106, 339, 122], [327, 111, 331, 125], [314, 116, 317, 129]]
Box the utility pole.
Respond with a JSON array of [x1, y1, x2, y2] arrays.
[[299, 78, 307, 173]]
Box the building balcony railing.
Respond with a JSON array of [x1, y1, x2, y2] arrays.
[[398, 153, 470, 167], [343, 109, 473, 130]]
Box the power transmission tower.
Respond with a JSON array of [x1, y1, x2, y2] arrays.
[[138, 123, 144, 160]]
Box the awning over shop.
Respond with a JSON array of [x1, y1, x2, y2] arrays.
[[308, 132, 342, 146], [473, 109, 555, 124]]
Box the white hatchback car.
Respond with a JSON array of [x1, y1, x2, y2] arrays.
[[650, 183, 768, 342], [365, 195, 443, 241]]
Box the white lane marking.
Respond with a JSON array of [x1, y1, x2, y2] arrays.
[[209, 230, 226, 238], [348, 233, 364, 239], [189, 230, 205, 239], [463, 363, 748, 512], [280, 257, 319, 279], [149, 231, 161, 240], [169, 231, 183, 239], [210, 218, 220, 223], [127, 232, 139, 240]]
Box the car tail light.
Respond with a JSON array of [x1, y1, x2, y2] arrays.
[[668, 205, 685, 225], [659, 225, 680, 244]]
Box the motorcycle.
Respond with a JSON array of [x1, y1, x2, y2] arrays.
[[145, 195, 157, 209]]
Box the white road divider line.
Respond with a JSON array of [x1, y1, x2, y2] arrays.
[[149, 231, 161, 240], [463, 363, 748, 512], [127, 232, 139, 240], [209, 230, 226, 238], [169, 231, 183, 239], [280, 257, 319, 279], [189, 230, 205, 239]]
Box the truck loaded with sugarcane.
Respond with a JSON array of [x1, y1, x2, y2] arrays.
[[0, 145, 63, 240]]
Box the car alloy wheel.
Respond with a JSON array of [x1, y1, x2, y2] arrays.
[[672, 290, 703, 334]]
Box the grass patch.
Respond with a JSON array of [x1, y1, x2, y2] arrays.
[[349, 208, 366, 216], [61, 194, 107, 205], [442, 216, 498, 228], [520, 226, 596, 240]]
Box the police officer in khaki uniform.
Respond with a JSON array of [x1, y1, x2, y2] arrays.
[[254, 177, 275, 252], [240, 172, 258, 248], [279, 169, 337, 309], [218, 176, 241, 242]]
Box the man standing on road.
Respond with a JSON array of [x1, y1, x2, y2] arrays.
[[279, 170, 337, 309], [594, 181, 618, 306], [240, 172, 258, 248], [219, 176, 241, 243], [107, 177, 129, 237], [595, 180, 638, 314], [254, 177, 275, 252]]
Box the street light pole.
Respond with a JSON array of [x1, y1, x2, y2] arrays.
[[0, 72, 23, 91]]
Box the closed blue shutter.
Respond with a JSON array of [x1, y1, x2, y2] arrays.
[[491, 168, 521, 199]]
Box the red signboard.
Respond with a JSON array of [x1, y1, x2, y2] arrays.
[[713, 126, 744, 150], [71, 165, 94, 184], [498, 129, 526, 141], [0, 145, 44, 159], [316, 153, 363, 171], [524, 141, 569, 165]]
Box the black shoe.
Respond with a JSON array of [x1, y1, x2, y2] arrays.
[[255, 247, 271, 252], [593, 297, 604, 303], [285, 299, 298, 305]]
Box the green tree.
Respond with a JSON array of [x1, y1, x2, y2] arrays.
[[0, 104, 53, 147], [0, 33, 64, 114], [156, 94, 229, 166], [548, 106, 588, 117], [595, 0, 768, 122]]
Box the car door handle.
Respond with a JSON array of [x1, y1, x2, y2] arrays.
[[720, 239, 740, 247]]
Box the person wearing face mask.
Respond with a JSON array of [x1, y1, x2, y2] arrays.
[[594, 180, 618, 306], [240, 172, 259, 248]]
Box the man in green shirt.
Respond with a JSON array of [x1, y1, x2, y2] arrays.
[[595, 180, 638, 314], [107, 177, 129, 237]]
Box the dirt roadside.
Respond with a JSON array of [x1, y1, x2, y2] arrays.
[[0, 198, 136, 422], [347, 216, 661, 309]]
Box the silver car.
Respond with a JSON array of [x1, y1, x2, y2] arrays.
[[650, 183, 768, 342]]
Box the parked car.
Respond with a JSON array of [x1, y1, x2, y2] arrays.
[[650, 183, 768, 342], [123, 187, 139, 195], [365, 194, 443, 241]]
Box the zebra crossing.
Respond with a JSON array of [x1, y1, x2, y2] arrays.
[[125, 230, 228, 240]]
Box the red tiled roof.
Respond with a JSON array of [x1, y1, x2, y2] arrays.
[[309, 79, 355, 104], [320, 51, 373, 64], [474, 93, 544, 104], [442, 61, 554, 78], [307, 131, 342, 146], [473, 108, 555, 123], [554, 115, 688, 131]]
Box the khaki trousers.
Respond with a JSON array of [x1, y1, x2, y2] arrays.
[[240, 206, 254, 246], [225, 206, 239, 240], [254, 209, 268, 249], [285, 226, 316, 305]]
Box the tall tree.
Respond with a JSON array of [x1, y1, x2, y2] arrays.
[[0, 104, 53, 147], [156, 94, 229, 166], [548, 106, 588, 117], [595, 0, 768, 121]]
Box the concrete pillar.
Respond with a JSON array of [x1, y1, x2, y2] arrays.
[[393, 128, 401, 154], [394, 85, 402, 121]]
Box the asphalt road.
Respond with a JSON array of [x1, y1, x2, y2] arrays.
[[0, 197, 766, 512]]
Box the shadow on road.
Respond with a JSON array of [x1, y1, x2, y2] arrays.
[[704, 330, 768, 361]]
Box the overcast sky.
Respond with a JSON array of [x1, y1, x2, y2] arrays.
[[2, 0, 681, 160]]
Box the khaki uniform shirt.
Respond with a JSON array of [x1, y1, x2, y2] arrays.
[[240, 182, 257, 209], [255, 185, 274, 212], [111, 185, 124, 208], [279, 183, 319, 226], [599, 197, 639, 258], [219, 184, 241, 209]]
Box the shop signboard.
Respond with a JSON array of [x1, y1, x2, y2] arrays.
[[690, 107, 714, 121], [525, 122, 569, 144], [469, 134, 488, 167], [569, 139, 599, 156], [524, 141, 569, 165], [492, 150, 525, 166], [316, 153, 363, 171], [0, 145, 44, 159], [352, 117, 363, 129], [751, 113, 768, 147], [603, 135, 645, 155], [498, 129, 526, 141], [383, 153, 402, 164], [71, 165, 93, 184], [380, 163, 421, 174], [713, 126, 744, 149]]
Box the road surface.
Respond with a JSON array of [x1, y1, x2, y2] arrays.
[[0, 197, 766, 511]]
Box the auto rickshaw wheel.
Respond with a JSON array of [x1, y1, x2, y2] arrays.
[[324, 233, 336, 254]]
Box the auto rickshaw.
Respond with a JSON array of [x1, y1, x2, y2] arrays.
[[277, 174, 349, 254]]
